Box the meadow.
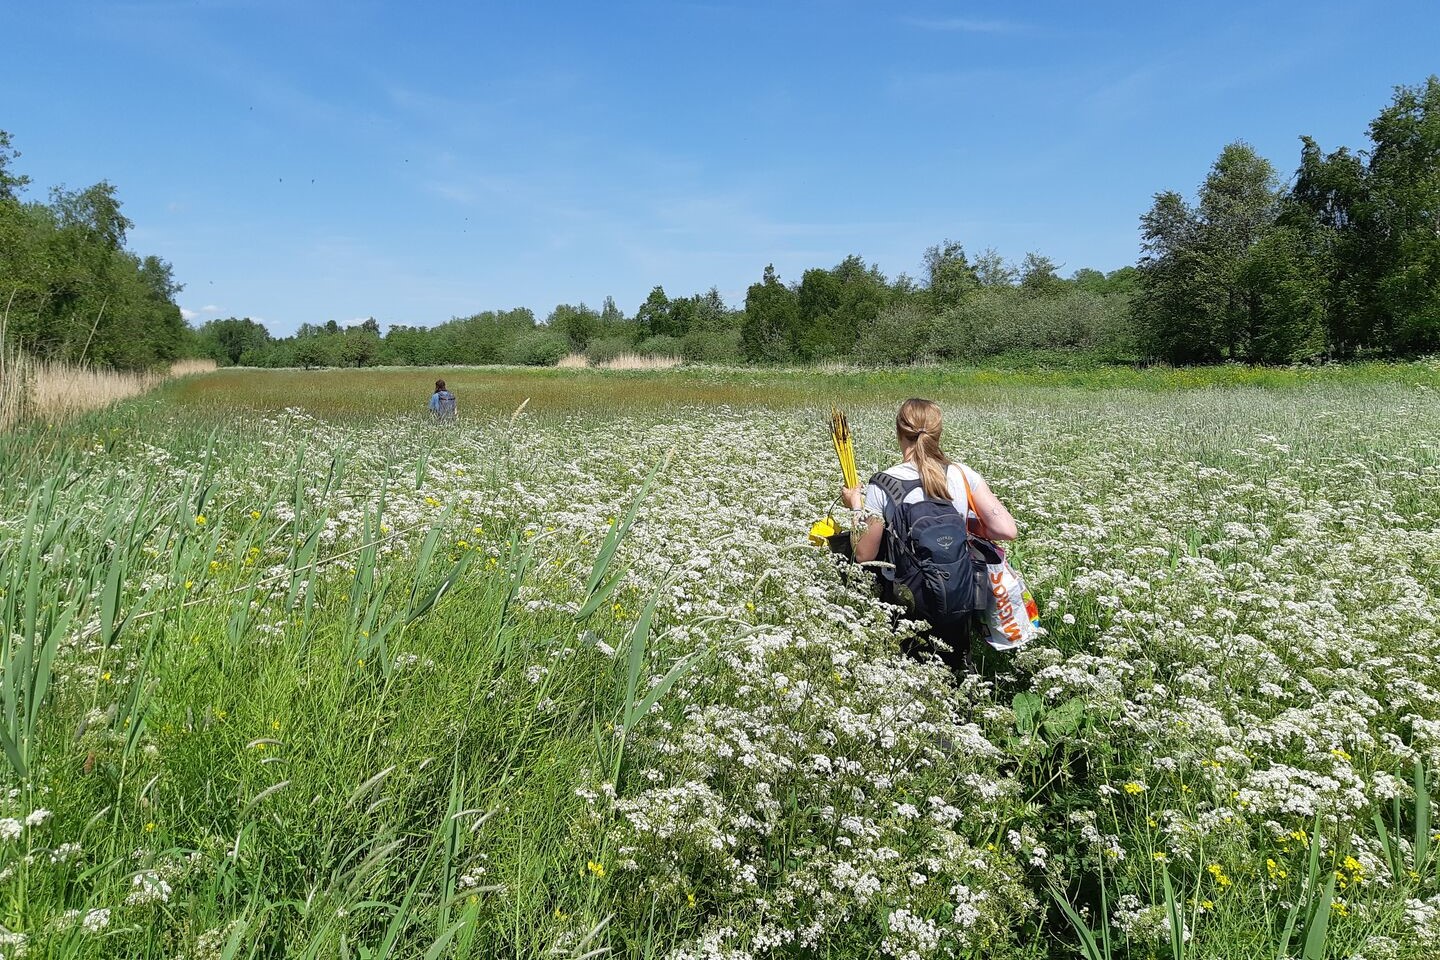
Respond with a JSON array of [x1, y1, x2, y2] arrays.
[[1, 362, 1439, 959]]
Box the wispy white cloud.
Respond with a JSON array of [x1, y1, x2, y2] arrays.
[[201, 304, 220, 312], [902, 16, 1023, 34], [180, 307, 198, 321]]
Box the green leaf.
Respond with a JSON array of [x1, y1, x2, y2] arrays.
[[1012, 692, 1042, 735], [575, 568, 628, 620], [628, 647, 709, 731], [1161, 868, 1185, 960], [1042, 697, 1086, 738], [407, 551, 474, 624]]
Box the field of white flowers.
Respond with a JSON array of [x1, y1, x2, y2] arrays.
[[1, 366, 1438, 959]]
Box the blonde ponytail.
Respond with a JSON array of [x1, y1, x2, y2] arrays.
[[896, 398, 952, 500]]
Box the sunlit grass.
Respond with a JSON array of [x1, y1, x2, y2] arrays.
[[163, 359, 1440, 420]]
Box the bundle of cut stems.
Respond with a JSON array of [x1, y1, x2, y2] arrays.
[[830, 407, 859, 489]]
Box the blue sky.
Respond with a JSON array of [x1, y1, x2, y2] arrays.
[[5, 1, 1437, 335]]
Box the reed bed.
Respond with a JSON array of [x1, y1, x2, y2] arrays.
[[595, 352, 682, 371], [0, 332, 215, 430], [561, 353, 684, 371]]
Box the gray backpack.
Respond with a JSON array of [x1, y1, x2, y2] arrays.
[[870, 472, 993, 628]]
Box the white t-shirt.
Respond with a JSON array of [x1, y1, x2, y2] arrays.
[[863, 462, 981, 525]]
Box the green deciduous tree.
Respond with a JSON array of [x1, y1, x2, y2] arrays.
[[0, 130, 31, 202], [635, 286, 676, 337], [198, 317, 272, 365], [1137, 190, 1217, 362], [741, 264, 798, 362], [923, 240, 979, 311], [1019, 253, 1064, 298], [1366, 76, 1440, 353], [1137, 142, 1328, 363], [548, 303, 601, 351]]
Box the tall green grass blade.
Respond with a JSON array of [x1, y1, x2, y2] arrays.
[[1161, 868, 1185, 960], [99, 550, 125, 648], [423, 921, 467, 960], [628, 648, 707, 732], [575, 569, 628, 620], [623, 580, 665, 725], [581, 458, 665, 601], [1416, 759, 1431, 869], [1049, 887, 1106, 960], [407, 550, 473, 625], [1279, 818, 1325, 959], [1301, 870, 1337, 960], [0, 727, 23, 778], [1374, 809, 1402, 883]]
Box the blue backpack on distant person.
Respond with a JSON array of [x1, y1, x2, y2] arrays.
[[869, 472, 994, 629], [430, 382, 457, 421]]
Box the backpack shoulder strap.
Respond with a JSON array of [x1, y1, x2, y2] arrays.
[[868, 471, 921, 539]]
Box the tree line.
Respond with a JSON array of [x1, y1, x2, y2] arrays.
[[0, 132, 187, 369], [5, 77, 1438, 372], [200, 256, 1140, 369], [1138, 76, 1440, 362]]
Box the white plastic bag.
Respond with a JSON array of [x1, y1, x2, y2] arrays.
[[978, 542, 1039, 651]]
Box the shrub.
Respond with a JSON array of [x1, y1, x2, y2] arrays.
[[935, 289, 1137, 361], [508, 329, 569, 366], [852, 302, 940, 366], [681, 328, 745, 364], [586, 336, 636, 364], [635, 335, 682, 358]]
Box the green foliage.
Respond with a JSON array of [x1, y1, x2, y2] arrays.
[[741, 264, 798, 362], [853, 301, 942, 366], [1019, 252, 1064, 298], [584, 336, 635, 364], [507, 328, 568, 366], [196, 317, 272, 366], [1136, 143, 1308, 364], [547, 303, 601, 351], [0, 134, 186, 370], [939, 287, 1137, 362], [794, 255, 891, 361], [635, 334, 682, 358], [680, 327, 743, 364], [924, 239, 980, 311], [1142, 76, 1440, 363], [0, 130, 31, 201]]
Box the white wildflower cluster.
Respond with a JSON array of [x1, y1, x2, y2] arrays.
[[880, 908, 940, 958], [1404, 894, 1440, 943], [125, 870, 173, 906], [0, 930, 28, 960]]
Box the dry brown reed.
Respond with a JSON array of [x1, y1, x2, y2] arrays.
[[0, 320, 217, 430], [556, 352, 683, 371]]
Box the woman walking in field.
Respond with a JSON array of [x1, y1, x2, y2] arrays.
[[429, 379, 458, 421], [842, 398, 1017, 673]]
